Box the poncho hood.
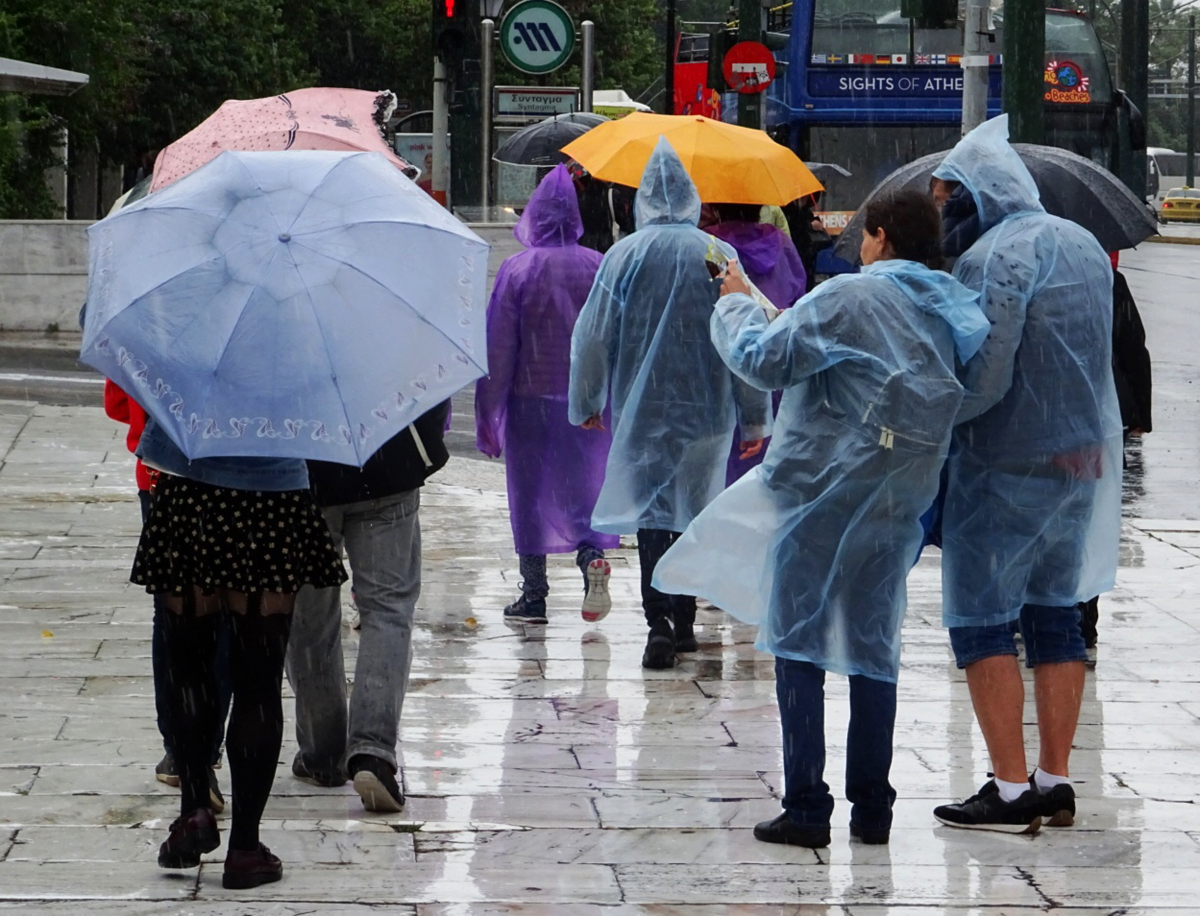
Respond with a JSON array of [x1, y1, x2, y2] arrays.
[[635, 137, 701, 229], [514, 163, 583, 248], [708, 222, 783, 276], [933, 115, 1044, 233], [862, 259, 988, 363]]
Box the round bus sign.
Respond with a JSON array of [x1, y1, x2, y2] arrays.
[[722, 41, 776, 94], [500, 0, 576, 75]]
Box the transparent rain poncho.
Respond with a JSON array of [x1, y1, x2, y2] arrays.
[[474, 165, 618, 555], [653, 259, 987, 681], [568, 138, 772, 534], [933, 116, 1123, 627]]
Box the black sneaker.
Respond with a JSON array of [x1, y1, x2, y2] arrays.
[[641, 618, 676, 669], [753, 813, 830, 848], [155, 752, 180, 787], [934, 782, 1042, 834], [207, 767, 226, 815], [504, 594, 548, 623], [292, 751, 347, 788], [675, 618, 699, 653], [1034, 781, 1076, 827], [350, 754, 405, 813]]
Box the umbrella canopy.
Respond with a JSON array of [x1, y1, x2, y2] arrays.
[[82, 150, 489, 467], [151, 88, 415, 191], [833, 143, 1159, 261], [560, 112, 824, 206], [493, 115, 597, 166]]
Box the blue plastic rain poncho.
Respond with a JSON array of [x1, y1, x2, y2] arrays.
[[568, 138, 772, 534], [653, 259, 987, 681], [933, 116, 1123, 627], [475, 165, 619, 555]]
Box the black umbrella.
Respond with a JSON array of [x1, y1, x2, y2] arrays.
[[493, 112, 609, 166], [833, 143, 1158, 262]]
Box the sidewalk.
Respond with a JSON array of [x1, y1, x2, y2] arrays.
[[1, 400, 1198, 913]]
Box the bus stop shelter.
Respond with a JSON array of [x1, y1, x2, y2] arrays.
[[0, 57, 89, 95]]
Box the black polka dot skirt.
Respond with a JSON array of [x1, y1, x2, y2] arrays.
[[131, 473, 347, 595]]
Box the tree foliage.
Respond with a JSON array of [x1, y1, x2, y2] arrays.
[[0, 0, 663, 216]]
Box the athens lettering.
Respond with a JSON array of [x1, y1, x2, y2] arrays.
[[835, 74, 964, 93]]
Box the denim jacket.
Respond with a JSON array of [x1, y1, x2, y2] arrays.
[[137, 417, 309, 492]]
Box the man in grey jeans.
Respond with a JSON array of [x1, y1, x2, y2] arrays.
[[286, 401, 450, 812]]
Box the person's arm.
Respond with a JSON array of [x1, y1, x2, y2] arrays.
[[104, 379, 131, 424], [1112, 270, 1152, 433], [711, 264, 850, 391], [474, 262, 522, 458], [952, 232, 1039, 423], [568, 261, 621, 426]]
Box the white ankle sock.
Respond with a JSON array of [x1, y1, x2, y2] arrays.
[[994, 776, 1028, 802], [1033, 768, 1070, 793]]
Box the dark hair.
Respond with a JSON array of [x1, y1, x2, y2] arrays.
[[711, 202, 762, 224], [863, 188, 944, 268]]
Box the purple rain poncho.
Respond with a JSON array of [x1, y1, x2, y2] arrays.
[[708, 221, 808, 485], [475, 165, 619, 556]]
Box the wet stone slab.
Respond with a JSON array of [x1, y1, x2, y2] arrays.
[[0, 403, 1199, 911]]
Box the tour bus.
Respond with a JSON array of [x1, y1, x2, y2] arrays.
[[679, 0, 1144, 214], [1146, 147, 1200, 206]]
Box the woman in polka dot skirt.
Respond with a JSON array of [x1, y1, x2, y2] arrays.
[[132, 416, 346, 890]]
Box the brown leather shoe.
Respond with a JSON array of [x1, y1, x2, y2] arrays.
[[222, 843, 283, 889], [157, 807, 220, 869]]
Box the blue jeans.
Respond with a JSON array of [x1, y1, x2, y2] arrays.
[[775, 656, 897, 831], [144, 490, 231, 763], [518, 546, 605, 600], [286, 489, 421, 772], [949, 603, 1088, 669]]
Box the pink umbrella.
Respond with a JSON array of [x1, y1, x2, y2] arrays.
[[151, 87, 415, 191]]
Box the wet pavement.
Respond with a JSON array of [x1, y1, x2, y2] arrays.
[[0, 392, 1198, 913]]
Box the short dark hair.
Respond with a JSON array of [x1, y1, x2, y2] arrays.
[[712, 202, 762, 224], [863, 188, 944, 268]]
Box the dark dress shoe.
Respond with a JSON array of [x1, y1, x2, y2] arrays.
[[850, 821, 890, 844], [223, 843, 283, 889], [753, 812, 831, 848], [158, 807, 220, 869]]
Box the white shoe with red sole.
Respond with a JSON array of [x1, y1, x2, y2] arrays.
[[581, 558, 612, 622]]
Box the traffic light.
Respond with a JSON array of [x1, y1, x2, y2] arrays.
[[433, 0, 473, 67]]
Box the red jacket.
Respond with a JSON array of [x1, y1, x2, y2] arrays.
[[103, 380, 154, 491]]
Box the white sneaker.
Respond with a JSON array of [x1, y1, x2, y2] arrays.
[[581, 558, 612, 623]]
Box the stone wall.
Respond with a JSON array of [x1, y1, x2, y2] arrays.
[[0, 221, 90, 332]]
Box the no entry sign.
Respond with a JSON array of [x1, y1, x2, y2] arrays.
[[723, 42, 776, 94]]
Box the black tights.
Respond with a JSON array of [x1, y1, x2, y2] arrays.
[[162, 606, 292, 851]]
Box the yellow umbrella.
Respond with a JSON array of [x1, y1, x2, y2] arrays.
[[560, 112, 823, 206]]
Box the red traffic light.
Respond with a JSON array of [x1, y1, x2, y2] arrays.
[[445, 0, 454, 15]]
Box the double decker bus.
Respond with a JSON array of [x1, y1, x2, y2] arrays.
[[681, 0, 1144, 212]]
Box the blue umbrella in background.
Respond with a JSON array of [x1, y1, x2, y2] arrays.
[[81, 149, 489, 467]]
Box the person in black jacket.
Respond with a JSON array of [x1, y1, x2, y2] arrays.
[[285, 401, 451, 812], [1079, 259, 1153, 652]]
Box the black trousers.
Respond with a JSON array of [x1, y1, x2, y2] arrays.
[[636, 528, 696, 628]]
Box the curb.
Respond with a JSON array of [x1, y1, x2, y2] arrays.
[[1144, 234, 1200, 246]]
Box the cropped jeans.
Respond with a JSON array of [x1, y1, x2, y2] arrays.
[[286, 489, 421, 773]]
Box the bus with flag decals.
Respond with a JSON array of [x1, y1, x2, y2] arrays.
[[676, 0, 1144, 213]]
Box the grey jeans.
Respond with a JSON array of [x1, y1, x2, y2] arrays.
[[286, 488, 420, 772]]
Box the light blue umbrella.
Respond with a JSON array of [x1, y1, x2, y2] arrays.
[[81, 150, 489, 466]]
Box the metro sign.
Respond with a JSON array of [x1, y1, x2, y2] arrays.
[[499, 0, 576, 74]]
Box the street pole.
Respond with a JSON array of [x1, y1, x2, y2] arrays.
[[481, 18, 495, 219], [961, 0, 990, 136], [1120, 0, 1149, 193], [1002, 0, 1044, 143], [581, 20, 595, 111], [665, 0, 676, 113], [1189, 14, 1196, 187], [432, 59, 450, 208], [737, 0, 765, 128]]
